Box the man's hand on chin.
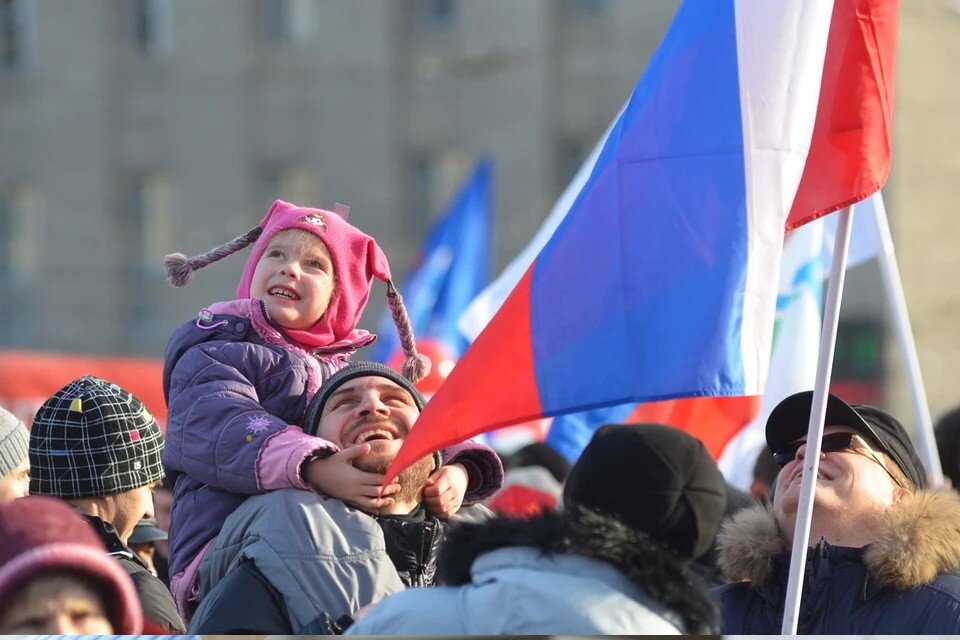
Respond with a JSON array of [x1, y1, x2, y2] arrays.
[[302, 443, 401, 514]]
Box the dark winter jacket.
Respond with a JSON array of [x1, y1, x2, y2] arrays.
[[162, 300, 503, 612], [85, 515, 185, 633], [377, 505, 447, 588], [163, 300, 346, 582], [188, 488, 492, 635], [714, 490, 960, 634], [348, 506, 719, 635]]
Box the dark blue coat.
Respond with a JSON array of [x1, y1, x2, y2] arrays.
[[716, 544, 960, 634], [714, 496, 960, 635]]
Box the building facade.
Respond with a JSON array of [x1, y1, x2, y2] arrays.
[[1, 0, 956, 424], [0, 0, 677, 356]]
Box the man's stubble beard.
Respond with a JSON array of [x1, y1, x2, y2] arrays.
[[353, 451, 436, 505]]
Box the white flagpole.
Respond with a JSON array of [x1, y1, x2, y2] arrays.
[[781, 206, 854, 635], [868, 194, 944, 487]]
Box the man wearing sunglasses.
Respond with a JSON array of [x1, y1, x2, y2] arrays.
[[714, 391, 960, 634]]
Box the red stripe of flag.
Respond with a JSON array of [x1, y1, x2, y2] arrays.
[[387, 268, 542, 478], [786, 0, 898, 230], [627, 396, 761, 460]]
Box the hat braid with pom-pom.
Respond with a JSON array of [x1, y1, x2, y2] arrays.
[[163, 226, 263, 287], [385, 280, 431, 383]]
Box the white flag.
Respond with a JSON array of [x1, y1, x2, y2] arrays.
[[719, 192, 886, 489]]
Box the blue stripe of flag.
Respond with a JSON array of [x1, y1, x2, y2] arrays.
[[530, 0, 749, 414]]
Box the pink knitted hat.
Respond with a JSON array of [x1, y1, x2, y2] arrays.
[[0, 496, 143, 634], [164, 200, 430, 382]]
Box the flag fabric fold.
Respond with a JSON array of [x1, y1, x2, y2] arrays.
[[786, 0, 898, 230], [549, 190, 885, 467]]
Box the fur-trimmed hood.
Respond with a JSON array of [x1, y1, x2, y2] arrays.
[[717, 489, 960, 589], [439, 505, 719, 634]]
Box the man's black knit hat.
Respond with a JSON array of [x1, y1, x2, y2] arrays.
[[302, 362, 425, 436], [563, 423, 727, 561], [29, 376, 165, 498]]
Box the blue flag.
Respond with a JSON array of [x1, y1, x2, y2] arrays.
[[373, 159, 493, 364]]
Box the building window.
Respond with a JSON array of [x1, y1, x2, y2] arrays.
[[129, 174, 174, 264], [564, 0, 610, 17], [410, 150, 471, 228], [123, 174, 174, 346], [0, 0, 36, 71], [131, 0, 174, 58], [0, 186, 39, 345], [556, 137, 590, 194], [417, 0, 457, 28], [258, 164, 315, 215], [259, 0, 319, 46], [831, 319, 885, 406]]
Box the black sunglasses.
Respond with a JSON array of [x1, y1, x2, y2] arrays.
[[774, 431, 907, 489], [773, 431, 860, 467]]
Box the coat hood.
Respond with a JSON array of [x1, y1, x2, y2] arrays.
[[439, 505, 718, 634], [717, 489, 960, 589]]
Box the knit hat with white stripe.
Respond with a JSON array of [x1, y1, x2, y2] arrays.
[[0, 406, 29, 479], [29, 376, 165, 498]]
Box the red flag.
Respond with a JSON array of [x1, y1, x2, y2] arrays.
[[0, 349, 166, 428], [786, 0, 898, 230], [627, 396, 762, 460]]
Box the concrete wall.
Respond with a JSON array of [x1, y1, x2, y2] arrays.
[[887, 0, 960, 423], [3, 0, 955, 432], [0, 0, 679, 357]]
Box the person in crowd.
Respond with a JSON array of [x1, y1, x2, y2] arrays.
[[488, 442, 571, 518], [0, 496, 143, 634], [29, 376, 185, 633], [349, 423, 727, 635], [129, 518, 168, 578], [161, 200, 502, 617], [188, 362, 496, 635], [935, 404, 960, 488], [750, 445, 780, 503], [151, 477, 173, 585], [715, 390, 960, 634], [0, 406, 29, 503], [503, 441, 572, 482], [690, 482, 752, 588]]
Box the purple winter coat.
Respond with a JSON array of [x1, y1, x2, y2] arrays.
[[162, 299, 503, 608]]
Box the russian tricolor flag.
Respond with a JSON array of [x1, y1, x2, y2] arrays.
[[388, 0, 898, 478]]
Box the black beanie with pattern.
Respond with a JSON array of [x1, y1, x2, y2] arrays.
[[29, 376, 165, 498]]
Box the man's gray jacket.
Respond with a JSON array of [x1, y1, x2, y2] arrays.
[[190, 488, 489, 634]]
